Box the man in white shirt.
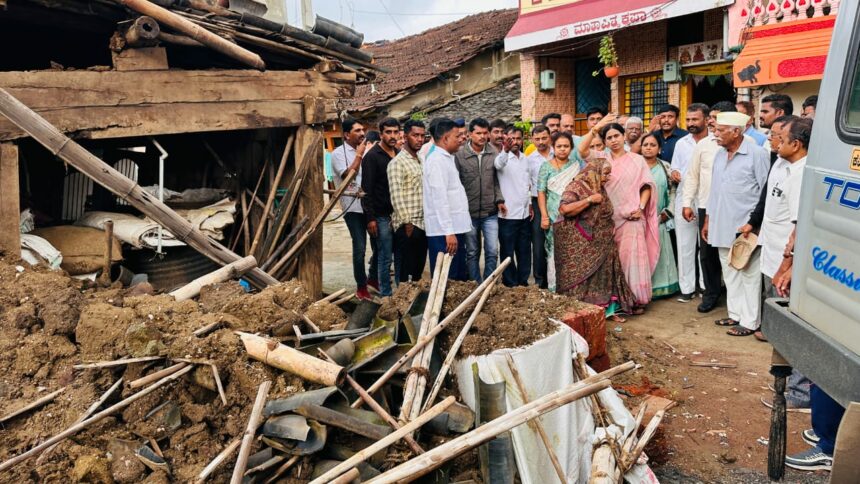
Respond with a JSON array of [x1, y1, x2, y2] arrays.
[[331, 118, 376, 300], [682, 101, 734, 312], [527, 125, 552, 288], [670, 103, 710, 302], [495, 126, 533, 287], [424, 118, 472, 280]]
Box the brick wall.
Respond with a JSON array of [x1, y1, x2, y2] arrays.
[[520, 53, 537, 121]]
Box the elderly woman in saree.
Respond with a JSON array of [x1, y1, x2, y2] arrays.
[[555, 160, 636, 321], [579, 122, 659, 314], [640, 132, 680, 298], [538, 131, 584, 292]]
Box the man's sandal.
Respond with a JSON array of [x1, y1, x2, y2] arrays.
[[727, 327, 755, 336], [714, 318, 739, 326]]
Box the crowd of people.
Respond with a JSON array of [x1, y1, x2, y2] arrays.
[[329, 91, 842, 471]]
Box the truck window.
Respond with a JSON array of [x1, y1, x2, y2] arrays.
[[840, 22, 860, 139]]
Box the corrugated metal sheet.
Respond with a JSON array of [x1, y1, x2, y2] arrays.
[[123, 246, 220, 292]]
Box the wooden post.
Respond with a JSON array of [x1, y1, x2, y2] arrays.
[[0, 142, 19, 255], [249, 134, 294, 257], [296, 125, 324, 298], [236, 332, 344, 386], [99, 220, 114, 286], [0, 88, 278, 289]]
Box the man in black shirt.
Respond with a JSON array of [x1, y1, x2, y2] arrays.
[[653, 104, 689, 162], [361, 117, 400, 297]]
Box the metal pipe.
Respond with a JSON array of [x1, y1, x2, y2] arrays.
[[150, 138, 168, 254]]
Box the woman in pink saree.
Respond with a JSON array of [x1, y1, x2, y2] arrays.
[[580, 121, 659, 313]]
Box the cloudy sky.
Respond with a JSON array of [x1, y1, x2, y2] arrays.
[[284, 0, 518, 42]]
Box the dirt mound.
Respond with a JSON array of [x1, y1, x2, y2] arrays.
[[220, 280, 310, 335], [377, 280, 428, 321], [305, 301, 347, 331], [0, 256, 322, 482], [437, 281, 590, 357]]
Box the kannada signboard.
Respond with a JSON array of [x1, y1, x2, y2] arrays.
[[505, 0, 735, 51]]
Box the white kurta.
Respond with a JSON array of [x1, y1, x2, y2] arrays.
[[423, 146, 472, 237]]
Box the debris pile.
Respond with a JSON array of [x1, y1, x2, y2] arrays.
[[0, 253, 651, 482]]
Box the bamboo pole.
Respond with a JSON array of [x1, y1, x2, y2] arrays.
[[268, 168, 357, 276], [99, 220, 114, 286], [249, 134, 294, 257], [244, 455, 285, 476], [329, 468, 360, 484], [422, 274, 501, 413], [231, 380, 271, 484], [37, 378, 124, 463], [196, 438, 241, 482], [170, 255, 257, 301], [74, 356, 163, 369], [262, 130, 320, 260], [332, 292, 354, 306], [318, 349, 424, 455], [367, 378, 619, 483], [308, 396, 457, 484], [260, 215, 308, 271], [236, 332, 345, 385], [128, 362, 189, 390], [590, 431, 618, 484], [351, 258, 511, 408], [0, 387, 66, 424], [210, 363, 228, 406], [504, 354, 566, 484], [620, 410, 665, 472], [0, 88, 278, 289], [115, 0, 266, 70], [400, 254, 451, 423], [319, 288, 347, 304], [231, 161, 269, 252], [0, 365, 193, 472]]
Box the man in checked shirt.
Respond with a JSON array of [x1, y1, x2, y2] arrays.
[[387, 119, 429, 283]]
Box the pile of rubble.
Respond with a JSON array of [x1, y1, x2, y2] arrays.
[[0, 253, 655, 483]]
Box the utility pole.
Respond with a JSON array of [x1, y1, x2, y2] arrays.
[[300, 0, 314, 30]]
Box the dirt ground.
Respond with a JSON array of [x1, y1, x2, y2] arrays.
[[610, 297, 828, 483]]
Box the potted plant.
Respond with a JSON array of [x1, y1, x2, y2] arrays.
[[592, 34, 619, 78]]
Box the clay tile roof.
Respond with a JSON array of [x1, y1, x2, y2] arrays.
[[347, 8, 518, 112]]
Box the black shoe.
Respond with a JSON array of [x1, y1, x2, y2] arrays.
[[677, 293, 695, 303], [697, 300, 717, 313]]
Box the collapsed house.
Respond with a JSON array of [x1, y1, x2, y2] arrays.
[[0, 0, 380, 297]]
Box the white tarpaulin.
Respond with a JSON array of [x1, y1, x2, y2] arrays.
[[453, 320, 658, 483]]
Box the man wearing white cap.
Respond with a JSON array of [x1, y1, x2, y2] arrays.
[[702, 111, 770, 336]]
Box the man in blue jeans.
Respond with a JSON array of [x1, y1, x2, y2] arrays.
[[785, 385, 845, 471], [495, 126, 532, 287], [361, 117, 400, 297], [455, 118, 502, 282], [331, 118, 377, 300], [424, 118, 472, 280]]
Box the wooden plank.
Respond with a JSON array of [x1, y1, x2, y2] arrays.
[[0, 100, 307, 141], [0, 70, 354, 109], [295, 125, 324, 297], [0, 142, 19, 255], [111, 47, 169, 71]]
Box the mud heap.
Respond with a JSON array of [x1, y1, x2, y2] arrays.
[[0, 257, 322, 482]]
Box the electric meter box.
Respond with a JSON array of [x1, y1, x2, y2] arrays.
[[663, 60, 681, 82], [539, 69, 556, 90]]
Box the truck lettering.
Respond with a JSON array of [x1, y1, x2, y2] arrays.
[[812, 246, 860, 291]]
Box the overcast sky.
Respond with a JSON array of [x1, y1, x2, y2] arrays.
[[284, 0, 518, 42]]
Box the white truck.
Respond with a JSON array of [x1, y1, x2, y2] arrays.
[[761, 0, 860, 479]]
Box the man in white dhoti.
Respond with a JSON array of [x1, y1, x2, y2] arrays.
[[702, 112, 770, 336]]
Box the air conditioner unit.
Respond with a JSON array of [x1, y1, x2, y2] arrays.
[[540, 69, 556, 91], [663, 60, 681, 83]]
